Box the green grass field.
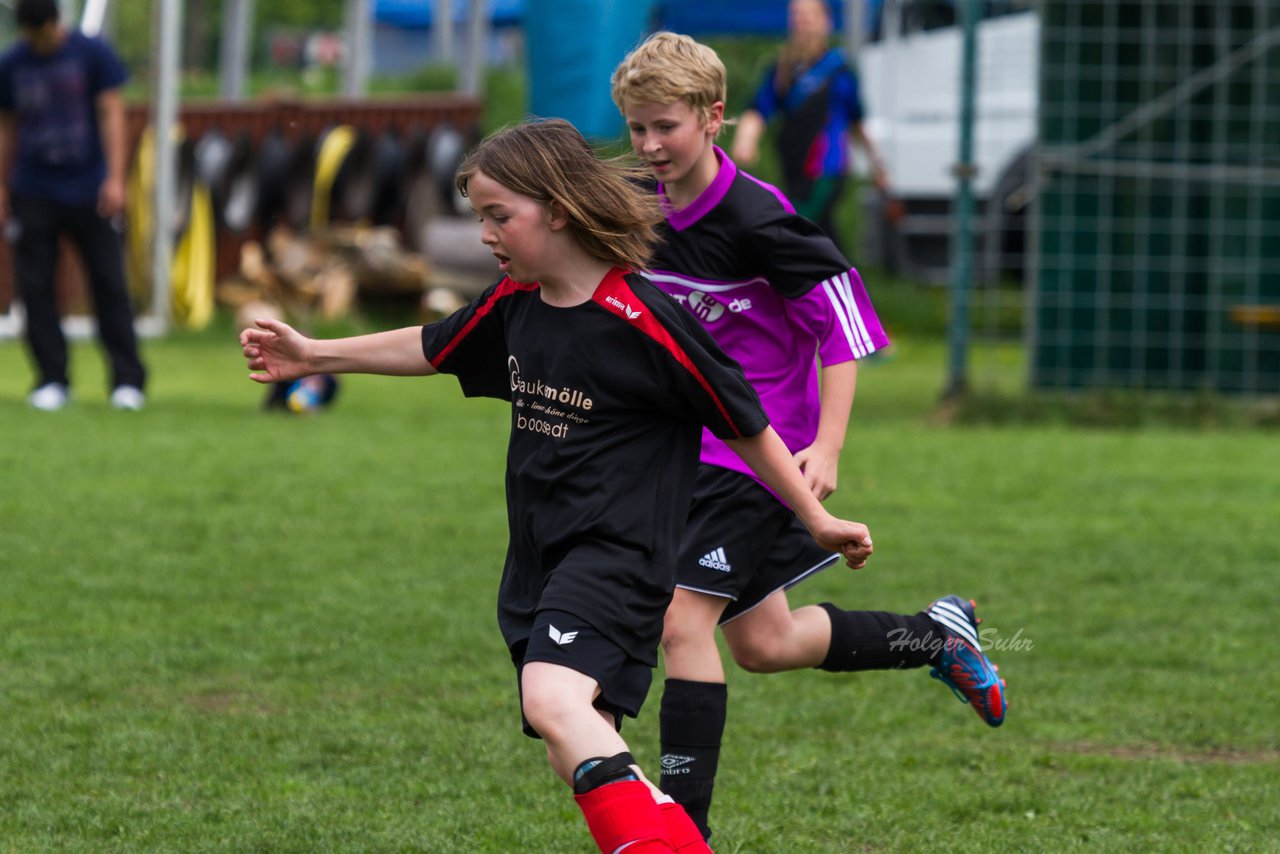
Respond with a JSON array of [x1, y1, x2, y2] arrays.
[[2, 297, 1277, 852]]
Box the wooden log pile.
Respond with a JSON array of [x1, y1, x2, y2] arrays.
[[219, 224, 467, 329]]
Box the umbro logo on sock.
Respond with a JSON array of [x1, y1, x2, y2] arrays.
[[698, 547, 731, 572], [549, 624, 579, 645], [660, 753, 696, 773]]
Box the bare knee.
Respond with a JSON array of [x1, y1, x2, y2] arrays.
[[522, 679, 576, 742], [661, 613, 711, 658], [661, 592, 721, 656], [722, 594, 826, 673], [728, 633, 789, 673]]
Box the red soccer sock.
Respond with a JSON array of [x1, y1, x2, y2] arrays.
[[659, 801, 714, 852], [575, 779, 674, 853]]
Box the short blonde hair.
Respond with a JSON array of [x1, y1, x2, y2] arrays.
[[611, 32, 726, 123], [455, 119, 663, 272]]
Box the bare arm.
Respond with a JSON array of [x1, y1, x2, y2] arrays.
[[725, 425, 872, 568], [240, 318, 437, 383], [793, 359, 857, 500], [730, 109, 767, 166], [95, 88, 127, 217], [852, 121, 890, 192]]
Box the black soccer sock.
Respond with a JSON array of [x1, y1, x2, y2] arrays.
[[659, 678, 727, 842], [817, 603, 945, 671]]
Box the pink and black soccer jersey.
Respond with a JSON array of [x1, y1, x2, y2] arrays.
[[420, 267, 768, 664], [646, 147, 889, 493]]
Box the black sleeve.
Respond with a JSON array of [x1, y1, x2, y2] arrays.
[[745, 207, 854, 299], [420, 280, 512, 401]]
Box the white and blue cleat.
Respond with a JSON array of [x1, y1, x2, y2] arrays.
[[927, 595, 1007, 727]]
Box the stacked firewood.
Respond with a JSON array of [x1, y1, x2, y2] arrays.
[[218, 224, 468, 329]]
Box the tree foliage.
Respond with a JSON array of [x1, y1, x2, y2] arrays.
[[107, 0, 348, 73]]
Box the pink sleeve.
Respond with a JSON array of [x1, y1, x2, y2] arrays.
[[787, 267, 890, 363]]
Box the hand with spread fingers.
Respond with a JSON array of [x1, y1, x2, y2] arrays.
[[240, 318, 314, 384]]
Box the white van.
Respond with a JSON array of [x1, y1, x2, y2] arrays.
[[855, 0, 1038, 283]]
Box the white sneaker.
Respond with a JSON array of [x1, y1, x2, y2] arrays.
[[29, 383, 69, 411], [110, 385, 145, 411]]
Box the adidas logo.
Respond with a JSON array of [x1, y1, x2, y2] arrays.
[[660, 753, 696, 775], [605, 294, 643, 320], [548, 624, 579, 645], [698, 547, 731, 573]]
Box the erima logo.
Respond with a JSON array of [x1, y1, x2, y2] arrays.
[[660, 754, 696, 775], [698, 547, 731, 572], [548, 624, 579, 645], [605, 294, 642, 320]]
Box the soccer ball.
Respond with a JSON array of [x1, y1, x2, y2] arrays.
[[263, 373, 339, 413], [284, 374, 339, 413]]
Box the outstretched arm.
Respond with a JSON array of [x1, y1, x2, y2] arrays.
[[794, 359, 857, 501], [724, 426, 872, 568], [240, 318, 436, 383]]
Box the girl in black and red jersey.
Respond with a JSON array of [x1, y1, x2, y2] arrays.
[[239, 118, 873, 854]]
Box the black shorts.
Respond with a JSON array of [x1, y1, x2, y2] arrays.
[[677, 466, 840, 624], [510, 610, 653, 739]]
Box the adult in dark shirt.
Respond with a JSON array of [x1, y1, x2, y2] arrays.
[[240, 118, 873, 853], [0, 0, 146, 411]]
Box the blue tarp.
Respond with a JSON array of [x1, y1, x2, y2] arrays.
[[654, 0, 847, 36], [374, 0, 525, 28], [371, 0, 858, 140], [375, 0, 853, 35], [525, 0, 655, 139]]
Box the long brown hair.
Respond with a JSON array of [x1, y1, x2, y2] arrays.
[[455, 119, 663, 272]]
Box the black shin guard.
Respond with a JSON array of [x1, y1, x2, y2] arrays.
[[572, 751, 638, 795], [659, 679, 727, 841], [817, 603, 943, 671]]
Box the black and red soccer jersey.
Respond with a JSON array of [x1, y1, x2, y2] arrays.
[[421, 267, 768, 663]]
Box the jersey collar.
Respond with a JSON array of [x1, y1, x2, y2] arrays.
[[659, 146, 736, 233]]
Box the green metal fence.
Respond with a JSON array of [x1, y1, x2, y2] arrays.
[[1031, 1, 1280, 394]]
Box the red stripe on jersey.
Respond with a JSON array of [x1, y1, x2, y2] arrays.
[[429, 277, 538, 368], [593, 268, 744, 438]]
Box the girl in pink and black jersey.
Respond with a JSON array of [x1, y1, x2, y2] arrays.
[[240, 118, 873, 853]]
